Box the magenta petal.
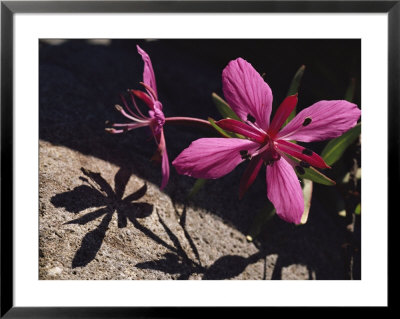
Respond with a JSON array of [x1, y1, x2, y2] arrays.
[[266, 158, 304, 224], [277, 100, 361, 142], [172, 138, 259, 179], [137, 45, 158, 98], [222, 58, 273, 130], [159, 131, 170, 190]]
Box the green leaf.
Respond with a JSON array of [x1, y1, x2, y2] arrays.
[[187, 178, 207, 199], [208, 117, 237, 138], [284, 65, 306, 126], [344, 78, 356, 102], [355, 203, 361, 215], [287, 65, 306, 96], [246, 201, 276, 242], [300, 179, 313, 224], [321, 123, 361, 167], [286, 154, 336, 186], [212, 92, 241, 121], [302, 167, 335, 186]]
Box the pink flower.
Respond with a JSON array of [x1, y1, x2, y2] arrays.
[[172, 58, 361, 224], [107, 45, 169, 189]]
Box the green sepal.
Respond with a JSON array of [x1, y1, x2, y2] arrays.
[[212, 92, 241, 121], [208, 117, 244, 139], [208, 117, 237, 138]]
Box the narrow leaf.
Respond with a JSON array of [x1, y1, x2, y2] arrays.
[[344, 78, 356, 102], [212, 92, 241, 121], [187, 178, 207, 199], [287, 65, 306, 96], [284, 65, 306, 126], [355, 203, 361, 215], [321, 123, 361, 167], [300, 179, 313, 224], [246, 202, 276, 242]]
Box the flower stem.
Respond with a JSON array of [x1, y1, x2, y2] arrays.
[[165, 116, 213, 131]]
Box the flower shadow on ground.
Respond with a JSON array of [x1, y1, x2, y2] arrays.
[[135, 202, 320, 280], [51, 167, 158, 268], [134, 205, 267, 280], [49, 166, 356, 279], [49, 167, 281, 279]]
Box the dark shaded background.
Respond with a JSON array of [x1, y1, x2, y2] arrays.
[[40, 39, 361, 279]]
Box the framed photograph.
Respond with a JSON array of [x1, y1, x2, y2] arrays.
[[1, 0, 394, 317]]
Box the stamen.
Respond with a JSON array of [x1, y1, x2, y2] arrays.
[[246, 120, 267, 136], [115, 104, 148, 123], [120, 93, 138, 118], [111, 122, 149, 129], [302, 117, 312, 126], [105, 128, 123, 134], [300, 161, 310, 168], [295, 166, 305, 175], [240, 150, 251, 160], [302, 148, 313, 156], [128, 90, 147, 119], [247, 114, 256, 123]]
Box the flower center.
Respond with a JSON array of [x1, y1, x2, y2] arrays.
[[149, 102, 165, 135], [261, 144, 281, 165], [240, 135, 281, 166]]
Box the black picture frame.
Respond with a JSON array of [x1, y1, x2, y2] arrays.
[[1, 0, 395, 317]]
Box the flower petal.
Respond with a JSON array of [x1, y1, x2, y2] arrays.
[[266, 158, 304, 224], [159, 130, 170, 190], [268, 94, 298, 137], [137, 45, 158, 99], [216, 119, 266, 143], [222, 58, 273, 130], [172, 138, 259, 179], [276, 140, 330, 169], [277, 100, 361, 142], [239, 154, 264, 199]]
